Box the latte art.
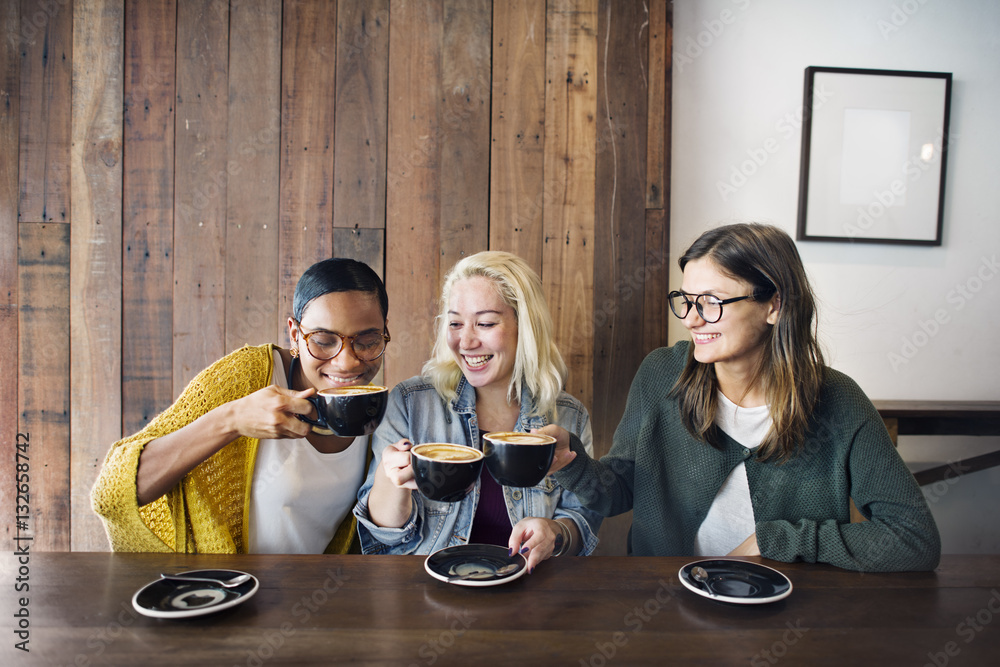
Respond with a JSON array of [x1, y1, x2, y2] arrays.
[[413, 444, 483, 462], [485, 432, 556, 446], [319, 385, 387, 396], [411, 442, 485, 503]]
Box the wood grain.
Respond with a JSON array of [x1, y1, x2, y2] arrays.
[[384, 0, 443, 387], [278, 0, 337, 340], [225, 0, 281, 352], [590, 0, 649, 557], [883, 416, 899, 445], [18, 0, 72, 223], [542, 0, 598, 409], [11, 553, 1000, 665], [7, 3, 677, 552], [0, 0, 20, 554], [173, 0, 229, 390], [643, 3, 671, 354], [18, 223, 71, 551], [121, 0, 176, 435], [643, 207, 670, 354], [333, 227, 385, 282], [489, 0, 546, 274], [438, 0, 491, 271], [592, 0, 648, 452], [913, 449, 1000, 487], [332, 0, 389, 234], [645, 0, 668, 209], [331, 0, 389, 389], [871, 399, 1000, 417], [70, 0, 124, 552]]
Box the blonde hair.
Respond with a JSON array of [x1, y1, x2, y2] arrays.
[[422, 251, 567, 418]]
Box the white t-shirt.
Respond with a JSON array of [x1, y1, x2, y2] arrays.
[[247, 350, 367, 554], [692, 391, 772, 557]]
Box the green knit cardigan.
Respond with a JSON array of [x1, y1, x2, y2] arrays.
[[554, 342, 940, 572]]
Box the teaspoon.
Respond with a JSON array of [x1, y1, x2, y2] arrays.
[[691, 566, 716, 596], [159, 572, 252, 588]]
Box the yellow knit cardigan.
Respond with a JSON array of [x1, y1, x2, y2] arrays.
[[91, 344, 366, 554]]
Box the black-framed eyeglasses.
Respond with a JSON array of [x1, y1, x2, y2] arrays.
[[294, 322, 391, 362], [667, 291, 754, 324]]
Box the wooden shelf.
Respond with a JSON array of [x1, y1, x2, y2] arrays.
[[872, 400, 1000, 485]]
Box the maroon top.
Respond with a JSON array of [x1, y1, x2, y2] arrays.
[[470, 464, 512, 547]]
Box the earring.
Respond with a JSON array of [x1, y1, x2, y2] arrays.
[[289, 346, 299, 358]]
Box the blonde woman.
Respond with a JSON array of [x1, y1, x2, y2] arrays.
[[546, 223, 940, 572], [354, 251, 601, 572]]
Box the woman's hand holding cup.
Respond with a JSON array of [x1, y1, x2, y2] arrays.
[[380, 439, 418, 490], [367, 439, 420, 529], [534, 424, 576, 474], [226, 384, 317, 441]]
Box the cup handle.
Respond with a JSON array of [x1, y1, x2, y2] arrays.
[[295, 395, 329, 429]]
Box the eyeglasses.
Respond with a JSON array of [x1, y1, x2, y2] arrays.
[[294, 322, 391, 362], [667, 291, 754, 324]]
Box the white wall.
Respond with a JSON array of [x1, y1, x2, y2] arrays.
[[670, 0, 1000, 553], [670, 0, 1000, 400]]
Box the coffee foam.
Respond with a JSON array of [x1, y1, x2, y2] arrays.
[[413, 444, 483, 462], [319, 385, 387, 396], [485, 432, 555, 445]]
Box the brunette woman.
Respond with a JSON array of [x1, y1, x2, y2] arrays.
[[546, 223, 939, 572]]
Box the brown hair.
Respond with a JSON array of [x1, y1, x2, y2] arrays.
[[670, 223, 825, 462]]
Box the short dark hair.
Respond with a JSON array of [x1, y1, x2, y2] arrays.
[[292, 258, 388, 322]]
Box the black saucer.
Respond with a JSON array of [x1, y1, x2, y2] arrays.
[[132, 569, 259, 619], [679, 559, 792, 604], [425, 544, 527, 587]]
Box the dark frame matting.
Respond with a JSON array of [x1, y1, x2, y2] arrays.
[[796, 66, 952, 246]]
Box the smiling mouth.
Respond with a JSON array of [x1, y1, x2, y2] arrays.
[[324, 373, 365, 386], [693, 333, 720, 343], [464, 355, 493, 369]]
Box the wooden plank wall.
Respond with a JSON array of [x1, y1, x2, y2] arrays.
[[172, 0, 229, 389], [0, 1, 21, 552], [384, 0, 442, 382], [69, 0, 124, 551], [278, 0, 338, 342], [225, 0, 282, 354], [121, 0, 175, 436], [3, 0, 671, 556], [12, 0, 74, 553]]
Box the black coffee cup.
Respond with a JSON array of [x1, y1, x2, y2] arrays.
[[482, 431, 556, 487], [410, 443, 484, 503], [298, 385, 389, 436]]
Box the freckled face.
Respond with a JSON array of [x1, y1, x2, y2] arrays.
[[288, 291, 385, 391], [446, 276, 518, 392], [679, 258, 778, 373]]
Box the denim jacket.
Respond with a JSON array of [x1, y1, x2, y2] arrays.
[[353, 375, 602, 555]]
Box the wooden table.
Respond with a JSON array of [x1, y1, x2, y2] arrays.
[[873, 400, 1000, 439], [873, 400, 1000, 485], [5, 553, 1000, 665]]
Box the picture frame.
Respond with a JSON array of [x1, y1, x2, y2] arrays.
[[796, 66, 952, 245]]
